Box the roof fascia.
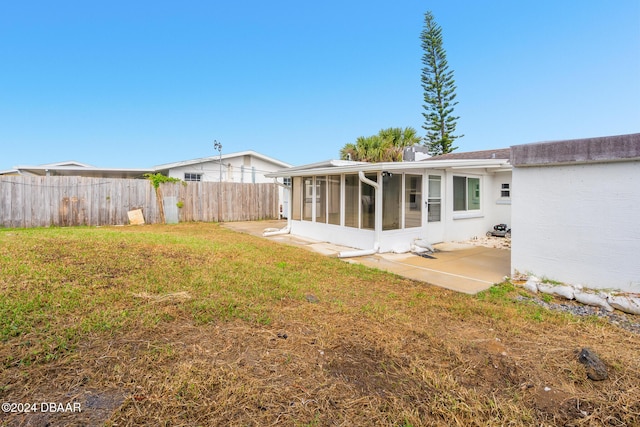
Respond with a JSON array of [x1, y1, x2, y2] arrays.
[[267, 159, 511, 177], [154, 151, 292, 171], [15, 166, 153, 174]]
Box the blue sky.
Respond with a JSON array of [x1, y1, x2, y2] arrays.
[[1, 0, 639, 170]]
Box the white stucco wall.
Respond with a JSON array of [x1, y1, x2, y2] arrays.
[[511, 161, 640, 293], [167, 155, 283, 184], [167, 161, 221, 182], [291, 220, 376, 250], [488, 172, 512, 227], [441, 170, 512, 242]]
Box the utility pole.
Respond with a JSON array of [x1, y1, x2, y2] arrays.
[[214, 140, 223, 222]]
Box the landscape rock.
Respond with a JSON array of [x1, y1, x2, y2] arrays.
[[607, 294, 640, 315], [577, 348, 608, 381], [305, 294, 320, 304]]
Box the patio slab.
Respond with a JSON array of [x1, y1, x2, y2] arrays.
[[222, 220, 510, 294]]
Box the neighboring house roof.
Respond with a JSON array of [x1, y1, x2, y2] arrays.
[[11, 164, 153, 179], [4, 150, 292, 179], [0, 161, 99, 176], [35, 160, 94, 168], [153, 150, 292, 172], [424, 148, 511, 161]]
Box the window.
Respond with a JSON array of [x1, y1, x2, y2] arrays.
[[303, 177, 313, 221], [406, 174, 423, 228], [315, 176, 327, 223], [382, 173, 401, 230], [184, 173, 202, 182], [453, 176, 481, 211], [327, 175, 340, 225], [361, 174, 377, 230], [344, 174, 359, 228], [427, 175, 441, 222], [291, 177, 302, 220], [501, 183, 510, 198]]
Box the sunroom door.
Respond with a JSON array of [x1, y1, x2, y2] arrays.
[[427, 174, 444, 243]]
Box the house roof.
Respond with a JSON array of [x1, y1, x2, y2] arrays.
[[511, 133, 640, 167], [424, 148, 511, 161], [6, 150, 292, 179], [266, 157, 511, 178], [34, 160, 94, 168], [11, 164, 154, 179], [281, 159, 368, 173], [153, 150, 292, 171]]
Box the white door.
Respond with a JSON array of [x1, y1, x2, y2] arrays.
[[427, 174, 444, 243]]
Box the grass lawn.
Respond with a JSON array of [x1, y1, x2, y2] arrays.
[[1, 223, 639, 426]]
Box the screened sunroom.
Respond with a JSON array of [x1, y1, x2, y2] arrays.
[[266, 158, 512, 254]]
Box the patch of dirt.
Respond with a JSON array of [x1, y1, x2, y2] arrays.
[[325, 342, 410, 398], [1, 389, 126, 427], [132, 291, 192, 303]]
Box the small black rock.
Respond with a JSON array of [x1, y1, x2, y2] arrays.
[[306, 294, 320, 303], [577, 347, 608, 381]]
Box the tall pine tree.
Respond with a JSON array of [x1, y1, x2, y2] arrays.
[[421, 11, 462, 155]]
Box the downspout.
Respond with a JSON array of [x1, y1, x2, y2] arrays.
[[338, 171, 381, 258], [263, 178, 291, 237]]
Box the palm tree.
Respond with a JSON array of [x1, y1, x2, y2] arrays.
[[378, 127, 421, 161], [339, 143, 358, 161], [340, 127, 420, 162]]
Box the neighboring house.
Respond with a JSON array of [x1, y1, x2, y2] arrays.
[[2, 151, 293, 218], [266, 152, 513, 254], [154, 150, 293, 217], [1, 161, 152, 179], [154, 150, 291, 184], [511, 133, 640, 293]]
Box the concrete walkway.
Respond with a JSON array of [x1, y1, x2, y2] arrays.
[[222, 220, 510, 294]]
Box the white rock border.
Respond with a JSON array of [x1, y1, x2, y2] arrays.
[[521, 276, 640, 316]]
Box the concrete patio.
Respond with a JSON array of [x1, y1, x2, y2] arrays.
[[222, 220, 511, 294]]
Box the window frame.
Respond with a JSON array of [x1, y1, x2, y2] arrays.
[[453, 175, 482, 218], [501, 183, 511, 198], [184, 173, 202, 182]]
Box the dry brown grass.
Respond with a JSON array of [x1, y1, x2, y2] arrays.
[[1, 223, 639, 426]]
